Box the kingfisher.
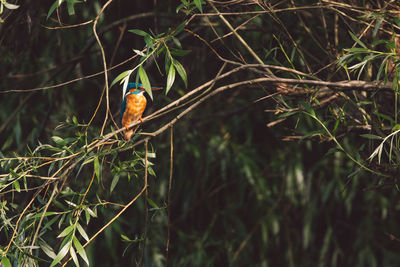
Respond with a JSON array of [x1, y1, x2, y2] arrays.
[[120, 83, 161, 141]]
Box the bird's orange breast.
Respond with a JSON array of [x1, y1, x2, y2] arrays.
[[121, 93, 147, 129]]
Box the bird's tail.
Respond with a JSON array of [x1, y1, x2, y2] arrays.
[[124, 125, 140, 141]]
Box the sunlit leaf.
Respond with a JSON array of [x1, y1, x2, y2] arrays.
[[3, 2, 19, 9], [166, 63, 176, 95], [49, 242, 71, 267], [73, 236, 89, 266], [133, 49, 146, 57], [110, 70, 131, 89], [70, 246, 80, 267], [173, 59, 188, 88], [57, 224, 74, 238], [76, 223, 89, 242], [139, 65, 153, 100]]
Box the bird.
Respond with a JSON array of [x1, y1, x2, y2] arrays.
[[121, 83, 162, 141], [121, 83, 147, 141]]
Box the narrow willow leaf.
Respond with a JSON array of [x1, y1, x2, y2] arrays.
[[165, 53, 171, 74], [121, 234, 132, 242], [43, 214, 61, 231], [47, 0, 63, 19], [39, 240, 57, 259], [49, 242, 71, 267], [360, 134, 383, 140], [110, 175, 120, 194], [94, 156, 100, 182], [128, 29, 148, 36], [1, 256, 12, 267], [3, 2, 20, 9], [146, 197, 160, 210], [377, 56, 390, 82], [144, 35, 154, 51], [348, 31, 367, 49], [110, 70, 131, 89], [171, 36, 182, 48], [66, 0, 75, 15], [70, 246, 80, 267], [85, 207, 97, 218], [173, 60, 188, 88], [57, 224, 74, 238], [31, 211, 59, 219], [173, 20, 187, 36], [170, 49, 191, 56], [13, 180, 20, 192], [166, 63, 176, 95], [393, 124, 400, 131], [139, 65, 153, 100], [73, 236, 89, 266], [76, 223, 89, 242], [194, 0, 203, 13]]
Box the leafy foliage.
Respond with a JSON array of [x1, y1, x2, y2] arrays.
[[1, 0, 400, 266]]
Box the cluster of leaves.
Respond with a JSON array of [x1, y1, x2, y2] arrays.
[[0, 0, 19, 22], [3, 0, 400, 266], [111, 22, 189, 99]]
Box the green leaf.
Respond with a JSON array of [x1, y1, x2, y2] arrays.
[[348, 31, 368, 49], [393, 124, 400, 131], [76, 223, 89, 244], [1, 256, 12, 267], [377, 56, 389, 82], [146, 197, 160, 210], [299, 102, 315, 116], [94, 156, 101, 182], [39, 240, 57, 259], [173, 60, 188, 88], [194, 0, 203, 13], [139, 65, 153, 100], [76, 223, 89, 242], [110, 175, 120, 194], [51, 136, 65, 146], [66, 0, 75, 15], [173, 20, 187, 36], [170, 49, 191, 56], [85, 207, 97, 218], [144, 34, 154, 51], [3, 2, 20, 9], [166, 63, 176, 95], [47, 0, 64, 20], [13, 180, 20, 192], [360, 134, 383, 140], [171, 36, 182, 48], [128, 29, 148, 36], [73, 236, 89, 266], [58, 224, 74, 238], [49, 242, 71, 267], [70, 246, 80, 267], [121, 234, 132, 242], [110, 70, 131, 88]]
